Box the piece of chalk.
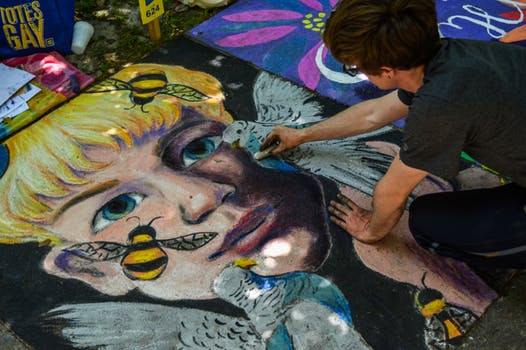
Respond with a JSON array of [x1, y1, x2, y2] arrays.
[[254, 143, 278, 160]]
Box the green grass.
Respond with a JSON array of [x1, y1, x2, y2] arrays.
[[72, 0, 224, 80]]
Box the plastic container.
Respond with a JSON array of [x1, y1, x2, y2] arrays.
[[71, 21, 94, 55]]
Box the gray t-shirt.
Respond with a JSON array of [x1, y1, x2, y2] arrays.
[[398, 38, 526, 186]]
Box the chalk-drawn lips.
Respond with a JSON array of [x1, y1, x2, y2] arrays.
[[208, 203, 274, 259]]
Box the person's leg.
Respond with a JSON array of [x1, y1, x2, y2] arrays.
[[408, 183, 526, 268]]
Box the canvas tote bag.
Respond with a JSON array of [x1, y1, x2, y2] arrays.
[[0, 0, 75, 59]]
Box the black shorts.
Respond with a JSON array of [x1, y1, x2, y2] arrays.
[[408, 183, 526, 268]]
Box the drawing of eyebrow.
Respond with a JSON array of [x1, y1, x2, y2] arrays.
[[53, 180, 120, 220]]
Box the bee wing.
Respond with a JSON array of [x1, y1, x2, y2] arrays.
[[160, 84, 210, 102], [159, 232, 218, 251], [63, 241, 128, 261], [423, 304, 477, 348], [443, 304, 478, 330], [86, 78, 131, 93]]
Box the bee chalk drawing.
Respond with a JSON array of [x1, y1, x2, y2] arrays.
[[87, 69, 210, 112], [63, 217, 218, 281], [415, 272, 478, 349]]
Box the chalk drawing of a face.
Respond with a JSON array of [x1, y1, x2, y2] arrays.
[[41, 106, 330, 301], [0, 64, 328, 300]]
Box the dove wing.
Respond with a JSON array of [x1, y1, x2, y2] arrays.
[[285, 138, 393, 197], [253, 72, 324, 124], [46, 302, 264, 350]]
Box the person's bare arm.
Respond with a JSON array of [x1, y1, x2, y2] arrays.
[[329, 155, 428, 243], [261, 90, 408, 154]]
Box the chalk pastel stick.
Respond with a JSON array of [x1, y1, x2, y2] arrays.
[[254, 143, 278, 160]]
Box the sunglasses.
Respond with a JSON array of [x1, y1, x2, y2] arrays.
[[342, 64, 360, 77]]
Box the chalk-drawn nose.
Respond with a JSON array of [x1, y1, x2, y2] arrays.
[[180, 183, 234, 224]]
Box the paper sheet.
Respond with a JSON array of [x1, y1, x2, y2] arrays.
[[0, 63, 35, 106], [0, 83, 41, 122]]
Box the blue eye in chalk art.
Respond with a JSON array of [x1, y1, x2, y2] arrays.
[[92, 193, 146, 234], [182, 136, 222, 167]]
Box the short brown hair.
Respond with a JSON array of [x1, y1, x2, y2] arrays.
[[323, 0, 440, 74]]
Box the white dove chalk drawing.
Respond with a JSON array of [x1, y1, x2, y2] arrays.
[[45, 263, 371, 349], [213, 262, 372, 350], [222, 71, 395, 198]]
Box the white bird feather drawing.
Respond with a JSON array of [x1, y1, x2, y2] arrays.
[[222, 71, 396, 198], [213, 263, 372, 350], [46, 301, 265, 350], [45, 264, 371, 349]]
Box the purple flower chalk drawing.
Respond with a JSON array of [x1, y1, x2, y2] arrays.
[[211, 0, 368, 91]]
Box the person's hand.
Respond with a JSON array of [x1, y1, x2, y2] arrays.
[[260, 125, 304, 155], [328, 193, 382, 244]]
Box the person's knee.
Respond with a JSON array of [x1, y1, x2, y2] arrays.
[[408, 196, 433, 248]]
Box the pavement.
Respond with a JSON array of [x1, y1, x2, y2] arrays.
[[0, 322, 30, 350], [461, 271, 526, 349]]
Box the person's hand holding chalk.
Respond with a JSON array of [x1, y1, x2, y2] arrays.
[[254, 142, 279, 160], [258, 125, 306, 160]]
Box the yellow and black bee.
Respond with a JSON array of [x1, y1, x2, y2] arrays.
[[63, 217, 218, 281], [87, 69, 210, 112], [415, 272, 477, 349]]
